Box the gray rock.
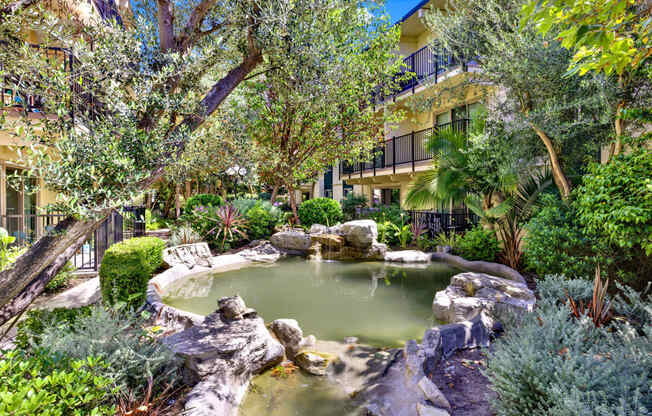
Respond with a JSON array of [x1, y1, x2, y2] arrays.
[[416, 402, 450, 416], [309, 224, 329, 234], [417, 377, 451, 411], [269, 319, 304, 357], [339, 220, 378, 248], [217, 295, 250, 320], [432, 272, 535, 323], [165, 304, 284, 416], [294, 351, 334, 376], [237, 240, 282, 263], [163, 242, 213, 269], [385, 250, 431, 263], [270, 230, 311, 251], [425, 314, 491, 360], [436, 245, 452, 254]]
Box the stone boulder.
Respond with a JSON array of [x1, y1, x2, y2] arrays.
[[309, 224, 329, 234], [385, 250, 431, 263], [163, 243, 213, 269], [340, 220, 378, 248], [294, 351, 335, 376], [432, 272, 535, 323], [237, 240, 283, 263], [164, 297, 284, 416], [269, 318, 315, 358], [270, 230, 311, 251]]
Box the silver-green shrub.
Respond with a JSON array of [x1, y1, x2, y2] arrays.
[[32, 306, 180, 398], [486, 276, 651, 415]]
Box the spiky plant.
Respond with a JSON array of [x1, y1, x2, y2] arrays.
[[205, 205, 248, 250]]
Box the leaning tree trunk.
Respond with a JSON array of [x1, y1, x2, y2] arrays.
[[287, 184, 299, 224], [0, 214, 108, 327], [530, 123, 571, 199], [270, 185, 279, 203]]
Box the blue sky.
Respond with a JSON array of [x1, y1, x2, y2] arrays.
[[383, 0, 420, 24]]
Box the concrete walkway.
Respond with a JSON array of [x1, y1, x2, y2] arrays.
[[41, 277, 101, 310]]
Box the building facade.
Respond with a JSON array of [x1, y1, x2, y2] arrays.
[[301, 0, 488, 210]]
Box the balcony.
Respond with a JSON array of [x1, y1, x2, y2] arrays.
[[373, 45, 465, 103], [341, 118, 469, 177]]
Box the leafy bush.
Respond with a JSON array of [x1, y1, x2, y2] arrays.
[[366, 204, 405, 226], [45, 261, 75, 293], [523, 194, 597, 278], [575, 147, 652, 256], [245, 202, 278, 240], [145, 209, 167, 231], [486, 276, 651, 416], [230, 198, 259, 215], [341, 193, 368, 220], [0, 348, 115, 415], [169, 223, 202, 246], [455, 225, 499, 262], [15, 306, 93, 350], [298, 197, 343, 227], [99, 237, 165, 308], [183, 193, 224, 214], [0, 227, 17, 270], [32, 306, 181, 399]]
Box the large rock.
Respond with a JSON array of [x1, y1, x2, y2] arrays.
[[165, 297, 284, 416], [432, 272, 535, 323], [269, 318, 315, 358], [294, 351, 335, 376], [237, 240, 283, 263], [270, 230, 311, 251], [385, 250, 431, 263], [163, 243, 214, 269], [340, 220, 378, 248]]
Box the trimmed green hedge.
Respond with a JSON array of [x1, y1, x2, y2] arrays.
[[298, 197, 343, 227], [99, 237, 165, 308], [184, 193, 224, 214]]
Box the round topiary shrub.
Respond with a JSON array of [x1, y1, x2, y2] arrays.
[[99, 237, 166, 308], [184, 193, 224, 214], [455, 225, 500, 262], [298, 197, 343, 227]]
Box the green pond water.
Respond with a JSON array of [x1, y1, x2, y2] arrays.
[[163, 258, 457, 347]]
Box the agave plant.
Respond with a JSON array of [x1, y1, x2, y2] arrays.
[[206, 204, 248, 250], [566, 266, 613, 328]]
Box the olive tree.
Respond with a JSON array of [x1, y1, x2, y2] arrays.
[[0, 0, 356, 324]]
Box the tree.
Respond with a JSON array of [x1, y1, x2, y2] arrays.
[[226, 3, 403, 221], [422, 0, 614, 199], [521, 0, 652, 159], [0, 0, 343, 325]]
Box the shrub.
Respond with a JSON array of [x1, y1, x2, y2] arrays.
[[33, 306, 181, 399], [15, 306, 93, 350], [0, 348, 115, 415], [245, 203, 278, 240], [45, 261, 75, 293], [231, 198, 259, 215], [298, 197, 343, 227], [169, 223, 202, 246], [145, 209, 167, 231], [486, 276, 651, 416], [99, 237, 165, 308], [455, 225, 499, 262], [183, 193, 224, 214], [341, 193, 368, 220], [523, 194, 597, 278]]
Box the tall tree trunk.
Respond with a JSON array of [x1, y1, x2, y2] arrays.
[[288, 184, 299, 224], [530, 123, 572, 199], [175, 184, 181, 218], [0, 214, 107, 322], [613, 101, 625, 158], [270, 184, 279, 203]]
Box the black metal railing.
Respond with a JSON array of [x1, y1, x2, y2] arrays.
[[354, 207, 479, 236], [341, 118, 470, 176], [0, 206, 146, 271]]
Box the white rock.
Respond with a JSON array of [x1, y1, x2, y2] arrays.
[[385, 250, 431, 263], [339, 220, 378, 248], [270, 231, 311, 251], [416, 402, 450, 416], [417, 377, 451, 410]]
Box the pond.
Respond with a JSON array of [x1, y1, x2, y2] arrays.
[[163, 258, 457, 347]]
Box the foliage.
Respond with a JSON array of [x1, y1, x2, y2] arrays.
[[410, 220, 428, 247], [184, 194, 224, 215], [0, 227, 16, 270], [376, 221, 392, 246], [432, 232, 459, 249], [341, 193, 368, 221], [145, 209, 167, 231], [99, 237, 165, 308], [297, 198, 343, 228], [45, 261, 75, 293], [523, 194, 598, 278], [245, 202, 279, 240], [455, 226, 500, 262], [15, 306, 93, 350], [575, 148, 652, 256], [521, 0, 651, 75], [566, 267, 613, 328], [364, 205, 408, 246], [202, 204, 248, 250], [168, 223, 203, 247], [388, 223, 412, 249], [0, 348, 115, 416], [227, 2, 403, 218], [486, 276, 651, 415], [31, 306, 181, 400]]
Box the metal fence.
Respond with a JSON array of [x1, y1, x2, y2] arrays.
[[0, 206, 146, 271], [355, 207, 479, 237]]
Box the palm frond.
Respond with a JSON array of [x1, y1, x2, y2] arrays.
[[404, 170, 441, 209]]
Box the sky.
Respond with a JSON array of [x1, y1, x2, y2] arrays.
[[383, 0, 421, 25]]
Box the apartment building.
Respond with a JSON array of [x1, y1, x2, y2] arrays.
[[300, 0, 488, 209]]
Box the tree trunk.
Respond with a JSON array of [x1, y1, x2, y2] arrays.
[[529, 123, 572, 199], [0, 214, 107, 320], [430, 252, 526, 284], [270, 185, 279, 203], [288, 185, 299, 224], [175, 184, 181, 218], [613, 101, 625, 158]]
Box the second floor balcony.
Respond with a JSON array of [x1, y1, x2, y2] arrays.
[[341, 118, 469, 177]]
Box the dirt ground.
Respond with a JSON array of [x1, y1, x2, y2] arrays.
[[430, 348, 497, 416]]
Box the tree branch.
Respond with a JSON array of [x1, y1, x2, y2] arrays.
[[156, 0, 176, 52]]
